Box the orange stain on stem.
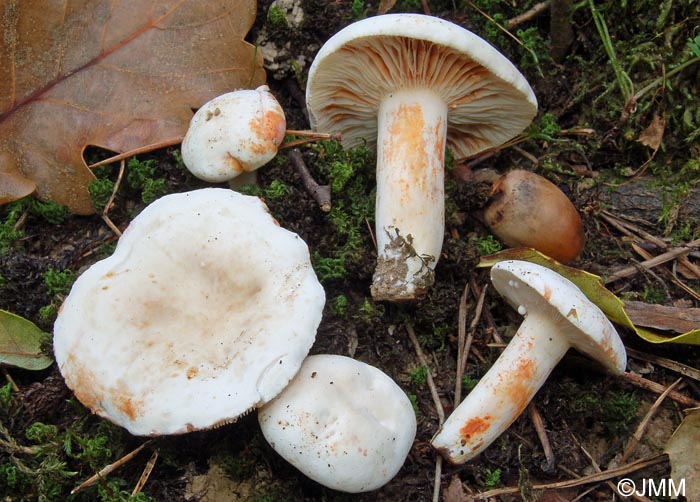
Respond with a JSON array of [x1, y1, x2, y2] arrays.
[[459, 415, 492, 441]]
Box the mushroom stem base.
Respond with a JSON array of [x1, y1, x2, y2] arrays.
[[370, 229, 435, 302]]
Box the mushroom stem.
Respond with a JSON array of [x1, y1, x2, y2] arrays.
[[431, 312, 570, 464], [371, 89, 447, 302]]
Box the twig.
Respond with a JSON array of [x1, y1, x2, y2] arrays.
[[507, 1, 550, 28], [454, 283, 471, 405], [621, 378, 682, 463], [2, 368, 19, 393], [528, 403, 555, 472], [88, 138, 183, 169], [71, 440, 152, 494], [132, 450, 158, 495], [405, 323, 444, 502], [574, 437, 652, 502], [626, 347, 700, 382], [280, 130, 341, 150], [102, 160, 125, 237], [286, 149, 331, 212], [620, 372, 699, 409], [465, 453, 667, 500]]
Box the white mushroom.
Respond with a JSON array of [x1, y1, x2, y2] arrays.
[[53, 188, 325, 436], [431, 260, 626, 463], [258, 354, 417, 493], [181, 85, 286, 183], [306, 14, 537, 302]]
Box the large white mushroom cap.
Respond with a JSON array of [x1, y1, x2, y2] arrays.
[[258, 354, 417, 493], [53, 188, 325, 436], [306, 13, 537, 159], [181, 85, 286, 183]]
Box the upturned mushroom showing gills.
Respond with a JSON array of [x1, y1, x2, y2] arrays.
[[53, 189, 325, 436], [181, 85, 286, 183], [306, 14, 537, 302], [483, 169, 585, 263], [431, 260, 626, 464], [258, 354, 417, 493]]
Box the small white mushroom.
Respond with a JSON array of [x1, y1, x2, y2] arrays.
[[306, 14, 537, 301], [258, 354, 417, 493], [431, 260, 626, 463], [181, 85, 286, 183], [53, 188, 325, 436]]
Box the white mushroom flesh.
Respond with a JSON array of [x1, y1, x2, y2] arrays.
[[431, 260, 626, 463], [258, 354, 417, 493], [181, 85, 286, 183], [53, 188, 325, 436], [306, 14, 537, 301]]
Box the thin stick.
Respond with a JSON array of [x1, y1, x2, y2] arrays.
[[507, 1, 550, 28], [2, 368, 19, 393], [88, 138, 183, 169], [603, 238, 700, 283], [365, 217, 377, 252], [528, 403, 555, 471], [405, 323, 444, 502], [457, 285, 487, 398], [575, 438, 652, 502], [286, 149, 331, 212], [621, 378, 683, 463], [132, 450, 158, 495], [71, 441, 152, 494], [626, 347, 700, 382], [465, 453, 667, 500], [454, 283, 471, 405], [280, 131, 341, 150], [101, 160, 125, 237], [620, 372, 699, 408]]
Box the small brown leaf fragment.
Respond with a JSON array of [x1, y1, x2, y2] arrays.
[[637, 114, 666, 152], [624, 300, 700, 334], [664, 409, 700, 501], [378, 0, 398, 14], [443, 476, 466, 502]]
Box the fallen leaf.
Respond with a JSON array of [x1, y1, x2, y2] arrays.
[[636, 114, 666, 153], [0, 309, 53, 370], [1, 0, 265, 214], [378, 0, 398, 14], [664, 408, 700, 501], [623, 300, 700, 334], [443, 476, 466, 502], [478, 248, 700, 345]]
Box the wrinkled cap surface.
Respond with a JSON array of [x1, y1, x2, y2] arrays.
[[181, 85, 286, 182], [53, 188, 325, 436], [306, 14, 537, 158], [258, 354, 417, 493], [490, 260, 626, 374]]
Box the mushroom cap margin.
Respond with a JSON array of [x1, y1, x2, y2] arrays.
[[53, 188, 325, 436], [306, 13, 537, 159], [490, 260, 626, 374]]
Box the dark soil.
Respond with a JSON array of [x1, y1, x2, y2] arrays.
[[2, 1, 699, 501]]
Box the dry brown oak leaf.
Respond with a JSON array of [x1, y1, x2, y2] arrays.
[[0, 0, 265, 214]]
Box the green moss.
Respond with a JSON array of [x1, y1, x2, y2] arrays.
[[88, 178, 115, 212], [331, 294, 349, 316], [267, 5, 288, 28], [43, 268, 75, 298], [313, 252, 347, 281], [409, 365, 428, 387]]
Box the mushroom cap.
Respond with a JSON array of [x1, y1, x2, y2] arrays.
[[258, 354, 417, 493], [306, 14, 537, 158], [490, 260, 626, 374], [181, 85, 286, 183], [53, 189, 325, 436], [483, 169, 585, 263]]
